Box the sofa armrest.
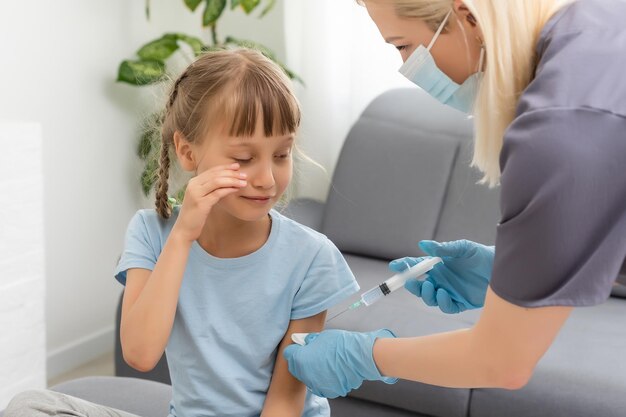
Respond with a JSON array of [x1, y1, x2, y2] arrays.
[[281, 198, 326, 232]]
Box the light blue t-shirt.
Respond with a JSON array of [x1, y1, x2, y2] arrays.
[[114, 207, 359, 417]]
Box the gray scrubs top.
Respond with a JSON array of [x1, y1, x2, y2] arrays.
[[489, 0, 626, 307]]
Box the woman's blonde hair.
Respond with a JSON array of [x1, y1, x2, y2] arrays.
[[359, 0, 571, 186], [156, 48, 301, 218]]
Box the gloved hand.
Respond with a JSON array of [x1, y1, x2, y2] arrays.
[[283, 329, 397, 398], [389, 239, 494, 314]]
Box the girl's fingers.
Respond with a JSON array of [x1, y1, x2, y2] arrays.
[[203, 186, 240, 205], [195, 163, 244, 184], [199, 176, 247, 196]]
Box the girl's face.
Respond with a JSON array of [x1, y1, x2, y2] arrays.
[[190, 121, 294, 222], [364, 0, 483, 85]]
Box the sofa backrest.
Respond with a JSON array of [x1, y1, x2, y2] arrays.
[[321, 88, 500, 260]]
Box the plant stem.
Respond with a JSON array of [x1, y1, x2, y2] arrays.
[[211, 24, 219, 46]]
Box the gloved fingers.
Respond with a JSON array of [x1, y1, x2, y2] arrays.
[[388, 256, 422, 272], [421, 280, 438, 306], [435, 289, 461, 314], [404, 277, 423, 297], [304, 332, 320, 345], [283, 344, 299, 362], [419, 239, 472, 258]]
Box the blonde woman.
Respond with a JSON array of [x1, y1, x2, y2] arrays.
[[284, 0, 626, 398]]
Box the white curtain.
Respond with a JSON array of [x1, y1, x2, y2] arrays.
[[283, 0, 413, 201]]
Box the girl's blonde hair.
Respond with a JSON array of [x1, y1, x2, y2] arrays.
[[359, 0, 571, 186], [156, 48, 301, 218]]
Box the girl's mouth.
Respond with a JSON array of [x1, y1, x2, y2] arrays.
[[241, 196, 273, 204]]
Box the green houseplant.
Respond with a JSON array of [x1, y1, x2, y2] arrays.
[[117, 0, 302, 202]]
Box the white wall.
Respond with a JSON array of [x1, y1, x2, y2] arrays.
[[0, 0, 287, 381], [0, 0, 142, 381], [284, 0, 414, 201], [0, 123, 46, 409]]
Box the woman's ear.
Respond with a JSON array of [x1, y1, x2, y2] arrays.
[[453, 0, 479, 28], [173, 131, 196, 172]]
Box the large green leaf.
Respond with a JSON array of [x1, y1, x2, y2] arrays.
[[176, 34, 205, 56], [203, 0, 226, 26], [240, 0, 260, 14], [137, 35, 179, 61], [184, 0, 203, 11], [117, 60, 166, 85]]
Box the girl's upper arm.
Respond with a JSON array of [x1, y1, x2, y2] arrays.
[[261, 311, 328, 417], [120, 268, 151, 324]]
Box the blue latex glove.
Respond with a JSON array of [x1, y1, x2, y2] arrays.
[[283, 329, 397, 398], [389, 239, 494, 314]]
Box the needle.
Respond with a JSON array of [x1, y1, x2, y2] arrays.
[[326, 300, 363, 323]]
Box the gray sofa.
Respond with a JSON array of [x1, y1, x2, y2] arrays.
[[4, 88, 625, 417]]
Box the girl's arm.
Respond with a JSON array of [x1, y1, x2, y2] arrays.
[[261, 311, 327, 417], [120, 231, 192, 371], [120, 164, 247, 371], [373, 287, 573, 389]]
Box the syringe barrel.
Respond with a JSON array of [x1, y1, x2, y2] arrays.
[[383, 257, 442, 293]]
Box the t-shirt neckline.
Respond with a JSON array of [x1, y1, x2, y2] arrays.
[[189, 209, 280, 269]]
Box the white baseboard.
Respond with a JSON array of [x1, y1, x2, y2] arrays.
[[46, 325, 116, 380]]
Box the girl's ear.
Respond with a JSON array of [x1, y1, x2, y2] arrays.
[[173, 131, 197, 172]]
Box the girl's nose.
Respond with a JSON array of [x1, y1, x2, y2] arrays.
[[250, 163, 275, 189]]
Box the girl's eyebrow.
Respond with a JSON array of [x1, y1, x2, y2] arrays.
[[385, 36, 404, 44]]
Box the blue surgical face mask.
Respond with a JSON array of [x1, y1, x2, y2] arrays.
[[399, 10, 485, 114]]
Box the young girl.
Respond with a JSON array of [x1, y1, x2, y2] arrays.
[[4, 49, 359, 417]]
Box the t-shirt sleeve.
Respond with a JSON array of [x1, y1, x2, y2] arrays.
[[490, 108, 626, 307], [114, 211, 159, 286], [291, 238, 360, 320]]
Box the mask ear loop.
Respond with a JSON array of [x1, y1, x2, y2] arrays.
[[427, 10, 453, 51], [477, 44, 485, 72]]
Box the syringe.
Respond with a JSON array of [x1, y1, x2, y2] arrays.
[[326, 256, 442, 322]]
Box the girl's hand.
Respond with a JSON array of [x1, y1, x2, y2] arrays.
[[172, 163, 247, 243]]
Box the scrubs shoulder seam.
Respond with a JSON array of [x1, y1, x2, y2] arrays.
[[489, 282, 610, 308], [517, 105, 626, 121]]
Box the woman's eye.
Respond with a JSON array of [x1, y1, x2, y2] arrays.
[[276, 154, 290, 159], [396, 45, 408, 51], [233, 157, 252, 164]]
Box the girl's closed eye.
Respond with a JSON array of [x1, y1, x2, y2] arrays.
[[395, 45, 408, 51], [232, 156, 252, 164], [275, 149, 293, 161]]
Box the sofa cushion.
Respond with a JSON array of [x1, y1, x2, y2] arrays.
[[49, 376, 172, 417], [329, 396, 434, 417], [321, 88, 473, 261], [469, 297, 626, 417]]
